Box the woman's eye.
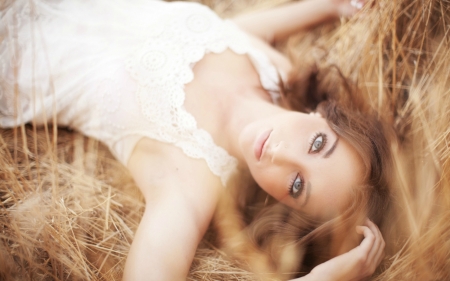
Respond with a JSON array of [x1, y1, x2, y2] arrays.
[[290, 174, 303, 198], [310, 134, 327, 153]]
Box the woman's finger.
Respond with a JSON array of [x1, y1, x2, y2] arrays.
[[366, 220, 384, 252], [349, 0, 365, 10], [355, 223, 383, 276], [364, 220, 381, 262], [355, 225, 375, 256], [364, 220, 385, 272], [372, 222, 385, 265], [374, 239, 386, 265]]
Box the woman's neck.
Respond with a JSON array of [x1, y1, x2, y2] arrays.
[[183, 49, 289, 166], [217, 88, 285, 165]]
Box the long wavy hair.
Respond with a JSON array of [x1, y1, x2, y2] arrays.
[[215, 63, 395, 278]]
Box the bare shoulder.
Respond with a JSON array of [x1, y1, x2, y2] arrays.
[[127, 137, 223, 205], [246, 33, 292, 75], [123, 141, 224, 281]]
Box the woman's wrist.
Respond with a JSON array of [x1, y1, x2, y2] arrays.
[[313, 0, 342, 20]]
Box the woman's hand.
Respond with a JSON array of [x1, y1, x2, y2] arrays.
[[306, 220, 385, 281], [233, 0, 370, 44], [329, 0, 369, 18]]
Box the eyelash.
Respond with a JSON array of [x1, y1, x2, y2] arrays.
[[287, 133, 327, 198], [288, 173, 304, 199], [308, 132, 328, 153]]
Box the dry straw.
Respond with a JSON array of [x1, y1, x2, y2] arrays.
[[1, 0, 450, 280]]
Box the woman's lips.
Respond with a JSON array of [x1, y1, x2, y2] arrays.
[[254, 129, 272, 161]]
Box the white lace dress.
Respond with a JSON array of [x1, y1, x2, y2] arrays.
[[0, 0, 282, 186]]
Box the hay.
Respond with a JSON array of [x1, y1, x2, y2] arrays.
[[1, 0, 450, 280]]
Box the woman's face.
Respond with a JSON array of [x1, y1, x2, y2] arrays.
[[238, 111, 364, 220]]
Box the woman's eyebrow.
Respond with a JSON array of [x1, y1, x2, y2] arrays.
[[323, 137, 339, 158]]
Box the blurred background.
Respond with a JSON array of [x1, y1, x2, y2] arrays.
[[1, 0, 449, 280]]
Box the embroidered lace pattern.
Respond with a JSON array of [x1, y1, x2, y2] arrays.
[[0, 0, 282, 186], [121, 3, 282, 185]]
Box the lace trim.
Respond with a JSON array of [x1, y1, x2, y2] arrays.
[[123, 4, 233, 186], [123, 3, 281, 186], [0, 1, 282, 187]]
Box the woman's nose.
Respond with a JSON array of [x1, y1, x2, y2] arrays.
[[270, 141, 299, 165]]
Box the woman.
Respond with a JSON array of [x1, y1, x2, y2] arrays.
[[0, 0, 388, 280]]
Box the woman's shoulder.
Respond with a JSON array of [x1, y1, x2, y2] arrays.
[[245, 32, 293, 75], [127, 137, 224, 200]]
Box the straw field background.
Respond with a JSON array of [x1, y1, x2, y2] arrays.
[[1, 0, 449, 280]]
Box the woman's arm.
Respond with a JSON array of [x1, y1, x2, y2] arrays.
[[123, 139, 222, 281], [292, 220, 385, 281], [123, 193, 207, 280], [232, 0, 366, 44]]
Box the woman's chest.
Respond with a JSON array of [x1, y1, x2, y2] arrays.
[[184, 50, 261, 122], [182, 48, 288, 139]]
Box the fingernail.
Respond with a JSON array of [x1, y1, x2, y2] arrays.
[[351, 0, 364, 10], [356, 1, 364, 9]]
